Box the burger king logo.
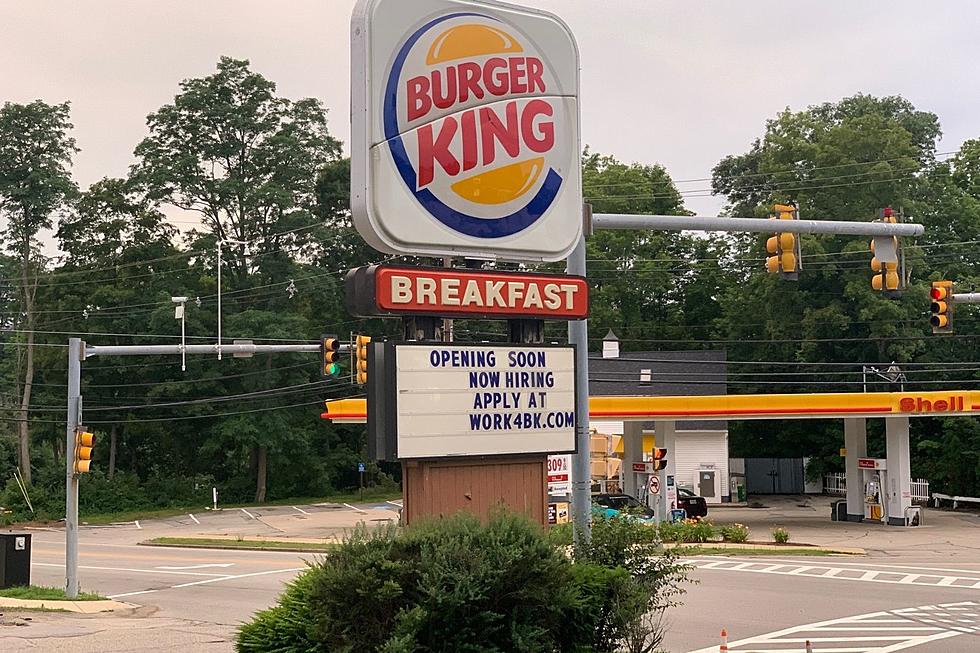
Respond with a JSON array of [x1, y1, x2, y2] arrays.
[[382, 12, 574, 239]]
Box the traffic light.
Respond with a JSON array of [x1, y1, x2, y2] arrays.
[[870, 208, 903, 296], [355, 335, 371, 385], [651, 447, 668, 471], [74, 427, 94, 474], [930, 280, 954, 334], [321, 334, 341, 377], [765, 203, 800, 280]]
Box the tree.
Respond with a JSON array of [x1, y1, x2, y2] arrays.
[[130, 57, 343, 499], [0, 100, 77, 484]]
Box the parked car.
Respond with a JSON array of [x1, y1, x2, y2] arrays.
[[677, 487, 708, 518], [592, 493, 655, 523]]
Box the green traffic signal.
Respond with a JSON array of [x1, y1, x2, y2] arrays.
[[325, 362, 340, 376]]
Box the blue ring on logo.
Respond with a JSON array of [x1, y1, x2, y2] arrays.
[[382, 13, 563, 239]]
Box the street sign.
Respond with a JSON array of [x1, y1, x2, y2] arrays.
[[858, 457, 886, 470], [358, 462, 366, 473], [649, 475, 660, 495], [384, 343, 576, 458], [351, 0, 582, 262], [632, 461, 656, 474], [346, 265, 588, 320]]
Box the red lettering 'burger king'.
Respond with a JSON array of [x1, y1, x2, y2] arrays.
[[381, 13, 576, 239]]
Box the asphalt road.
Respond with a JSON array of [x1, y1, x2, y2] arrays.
[[666, 554, 980, 653], [5, 501, 980, 653]]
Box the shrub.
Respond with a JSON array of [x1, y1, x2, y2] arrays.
[[659, 518, 715, 543], [720, 523, 749, 543], [772, 526, 790, 544], [241, 512, 607, 652]]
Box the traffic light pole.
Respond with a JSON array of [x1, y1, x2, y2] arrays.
[[953, 293, 980, 304], [63, 339, 325, 598], [564, 209, 926, 548], [591, 213, 925, 238], [65, 338, 82, 598]]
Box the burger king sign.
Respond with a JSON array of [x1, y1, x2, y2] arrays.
[[351, 0, 582, 262]]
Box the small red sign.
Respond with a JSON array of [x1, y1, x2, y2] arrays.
[[858, 458, 876, 469], [369, 266, 589, 319], [632, 462, 648, 473]]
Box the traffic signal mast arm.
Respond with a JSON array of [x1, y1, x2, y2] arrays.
[[952, 292, 980, 304], [590, 213, 924, 238]]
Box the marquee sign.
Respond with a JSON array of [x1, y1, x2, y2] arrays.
[[383, 343, 576, 458], [345, 265, 589, 319], [351, 0, 582, 261]]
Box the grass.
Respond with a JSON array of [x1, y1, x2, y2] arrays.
[[675, 546, 848, 557], [146, 537, 339, 552], [76, 487, 403, 526], [0, 585, 106, 601]]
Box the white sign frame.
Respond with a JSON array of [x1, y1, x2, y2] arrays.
[[351, 0, 582, 262], [386, 342, 577, 458]]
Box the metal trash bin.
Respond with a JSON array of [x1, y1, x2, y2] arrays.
[[831, 500, 847, 522], [0, 533, 32, 588]]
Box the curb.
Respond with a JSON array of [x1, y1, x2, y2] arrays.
[[666, 542, 866, 555], [0, 597, 137, 613], [139, 540, 336, 554]]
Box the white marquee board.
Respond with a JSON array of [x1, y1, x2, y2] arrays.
[[391, 343, 576, 458]]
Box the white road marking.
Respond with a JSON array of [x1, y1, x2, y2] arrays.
[[686, 601, 979, 653], [386, 500, 403, 508], [343, 503, 367, 514], [188, 513, 200, 524], [108, 589, 159, 599], [169, 567, 305, 589], [688, 559, 980, 591], [240, 508, 257, 519], [156, 563, 235, 570], [32, 562, 231, 577], [134, 520, 141, 529], [292, 506, 310, 515], [717, 558, 980, 577]]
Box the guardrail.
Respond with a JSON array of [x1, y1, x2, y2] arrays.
[[932, 493, 980, 509], [823, 474, 930, 503]]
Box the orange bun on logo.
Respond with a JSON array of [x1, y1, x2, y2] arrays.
[[384, 13, 572, 239]]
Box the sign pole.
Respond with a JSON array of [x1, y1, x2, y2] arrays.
[[567, 234, 591, 548]]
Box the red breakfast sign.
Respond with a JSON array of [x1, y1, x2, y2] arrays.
[[345, 265, 588, 320]]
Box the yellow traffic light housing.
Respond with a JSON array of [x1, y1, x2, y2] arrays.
[[870, 208, 905, 297], [74, 427, 95, 474], [765, 203, 800, 280], [321, 334, 341, 377], [930, 281, 954, 333], [355, 335, 372, 385], [651, 447, 668, 471]]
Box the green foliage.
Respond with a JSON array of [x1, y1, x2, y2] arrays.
[[772, 527, 791, 544], [0, 585, 105, 601], [658, 519, 716, 544], [240, 512, 619, 653], [719, 523, 749, 543]]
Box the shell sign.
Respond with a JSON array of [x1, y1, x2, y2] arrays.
[[352, 0, 582, 262]]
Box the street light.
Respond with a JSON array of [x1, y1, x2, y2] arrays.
[[216, 239, 250, 360], [172, 296, 188, 371]]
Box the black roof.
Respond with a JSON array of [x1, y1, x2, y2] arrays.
[[589, 349, 727, 431]]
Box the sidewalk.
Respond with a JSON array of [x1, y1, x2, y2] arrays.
[[708, 495, 980, 558]]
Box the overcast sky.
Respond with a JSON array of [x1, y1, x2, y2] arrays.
[[3, 0, 980, 232]]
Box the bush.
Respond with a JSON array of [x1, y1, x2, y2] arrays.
[[240, 512, 611, 652], [720, 523, 749, 543], [772, 527, 790, 544], [658, 518, 716, 543]]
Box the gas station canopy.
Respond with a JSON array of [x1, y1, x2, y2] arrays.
[[322, 390, 980, 423]]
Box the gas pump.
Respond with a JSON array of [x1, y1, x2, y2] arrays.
[[859, 458, 887, 523]]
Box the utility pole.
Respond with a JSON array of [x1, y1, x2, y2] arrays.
[[62, 339, 328, 597]]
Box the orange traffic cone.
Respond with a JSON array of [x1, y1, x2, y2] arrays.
[[720, 628, 729, 652]]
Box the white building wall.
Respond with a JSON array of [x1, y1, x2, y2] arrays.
[[674, 430, 730, 503]]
